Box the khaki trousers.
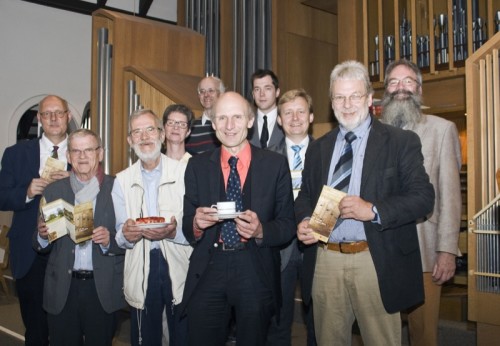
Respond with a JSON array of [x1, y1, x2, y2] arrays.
[[312, 247, 401, 346], [407, 272, 442, 346]]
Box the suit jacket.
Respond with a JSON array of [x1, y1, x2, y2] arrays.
[[33, 176, 126, 315], [181, 145, 296, 314], [0, 139, 44, 279], [249, 116, 285, 148], [295, 118, 435, 314], [268, 135, 313, 271], [412, 114, 462, 271]]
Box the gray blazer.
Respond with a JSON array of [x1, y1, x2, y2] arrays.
[[34, 175, 126, 315], [249, 116, 285, 149], [412, 114, 462, 271]]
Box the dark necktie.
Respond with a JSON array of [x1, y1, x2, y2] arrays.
[[330, 132, 357, 192], [260, 115, 269, 148], [221, 156, 243, 245], [51, 146, 59, 159]]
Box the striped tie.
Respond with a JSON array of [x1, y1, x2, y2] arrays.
[[291, 145, 303, 171], [51, 146, 59, 159], [330, 132, 357, 192]]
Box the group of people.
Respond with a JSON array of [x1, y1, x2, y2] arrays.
[[0, 59, 461, 346]]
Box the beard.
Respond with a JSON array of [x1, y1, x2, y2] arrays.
[[132, 138, 162, 163], [381, 90, 423, 129]]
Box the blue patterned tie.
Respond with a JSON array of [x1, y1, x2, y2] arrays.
[[291, 145, 304, 171], [221, 156, 243, 245], [330, 132, 357, 192]]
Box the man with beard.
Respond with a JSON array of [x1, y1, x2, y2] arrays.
[[381, 59, 462, 346], [296, 60, 434, 345], [112, 109, 192, 346]]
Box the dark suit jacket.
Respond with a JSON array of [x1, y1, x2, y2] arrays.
[[181, 145, 296, 314], [295, 118, 435, 314], [249, 115, 285, 148], [33, 176, 126, 315], [0, 139, 44, 279], [268, 135, 314, 271]]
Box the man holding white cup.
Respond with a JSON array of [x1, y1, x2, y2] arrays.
[[181, 92, 296, 346]]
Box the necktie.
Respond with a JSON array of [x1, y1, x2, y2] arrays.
[[291, 145, 303, 171], [330, 132, 357, 192], [221, 156, 243, 245], [260, 115, 269, 148], [51, 146, 59, 159]]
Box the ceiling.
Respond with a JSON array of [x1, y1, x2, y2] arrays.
[[22, 0, 177, 23]]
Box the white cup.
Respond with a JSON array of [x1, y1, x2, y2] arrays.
[[211, 201, 236, 215]]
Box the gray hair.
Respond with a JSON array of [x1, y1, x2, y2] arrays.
[[329, 60, 374, 98]]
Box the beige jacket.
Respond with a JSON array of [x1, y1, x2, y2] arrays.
[[412, 114, 462, 271]]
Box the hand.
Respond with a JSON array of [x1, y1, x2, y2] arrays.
[[235, 210, 263, 239], [338, 196, 374, 221], [193, 207, 219, 232], [122, 219, 144, 243], [49, 170, 70, 181], [142, 216, 177, 240], [37, 217, 49, 240], [297, 219, 318, 245], [432, 252, 457, 285], [28, 178, 49, 199], [92, 226, 110, 247]]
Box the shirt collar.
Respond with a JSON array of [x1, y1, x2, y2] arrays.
[[339, 114, 372, 140], [221, 141, 251, 169]]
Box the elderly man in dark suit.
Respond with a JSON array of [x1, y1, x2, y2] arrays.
[[35, 129, 125, 345], [182, 91, 295, 346], [296, 60, 435, 345], [0, 94, 71, 345]]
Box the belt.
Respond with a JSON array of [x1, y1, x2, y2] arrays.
[[215, 242, 248, 251], [323, 241, 369, 254], [72, 270, 94, 280]]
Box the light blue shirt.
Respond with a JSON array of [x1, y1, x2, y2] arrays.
[[114, 160, 162, 250], [328, 115, 372, 243]]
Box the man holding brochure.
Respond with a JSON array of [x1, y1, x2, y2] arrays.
[[295, 61, 434, 345], [35, 129, 125, 345]]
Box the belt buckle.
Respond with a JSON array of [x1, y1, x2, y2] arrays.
[[339, 242, 353, 254], [222, 243, 236, 251]]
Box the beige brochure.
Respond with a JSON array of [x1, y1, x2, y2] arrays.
[[308, 186, 346, 243]]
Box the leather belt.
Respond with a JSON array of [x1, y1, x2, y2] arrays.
[[323, 241, 369, 254], [216, 242, 248, 251], [72, 270, 94, 280]]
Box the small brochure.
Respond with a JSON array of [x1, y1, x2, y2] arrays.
[[308, 185, 346, 243], [41, 157, 66, 183], [41, 198, 93, 244]]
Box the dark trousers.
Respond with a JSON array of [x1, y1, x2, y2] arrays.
[[47, 276, 116, 345], [266, 245, 317, 346], [15, 254, 49, 346], [187, 249, 274, 346], [130, 249, 188, 346]]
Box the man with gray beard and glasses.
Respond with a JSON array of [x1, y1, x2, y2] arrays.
[[112, 109, 192, 346], [381, 59, 462, 346]]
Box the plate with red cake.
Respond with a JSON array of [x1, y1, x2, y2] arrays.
[[135, 217, 170, 229]]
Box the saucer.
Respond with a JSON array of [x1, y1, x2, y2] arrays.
[[137, 222, 170, 229], [217, 212, 242, 220]]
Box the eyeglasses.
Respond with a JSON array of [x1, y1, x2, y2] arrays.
[[165, 119, 189, 129], [39, 110, 68, 119], [386, 77, 419, 88], [198, 88, 218, 96], [332, 93, 367, 105], [129, 126, 163, 138], [69, 147, 101, 156]]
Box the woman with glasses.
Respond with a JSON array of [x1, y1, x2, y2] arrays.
[[162, 104, 194, 163]]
